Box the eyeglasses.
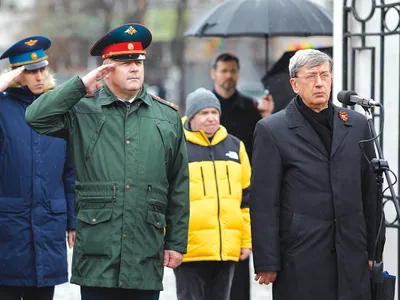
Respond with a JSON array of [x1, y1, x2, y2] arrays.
[[295, 71, 332, 82], [217, 69, 239, 75]]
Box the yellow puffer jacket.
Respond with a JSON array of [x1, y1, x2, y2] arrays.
[[183, 118, 251, 262]]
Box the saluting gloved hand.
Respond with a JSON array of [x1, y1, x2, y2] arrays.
[[0, 66, 25, 92]]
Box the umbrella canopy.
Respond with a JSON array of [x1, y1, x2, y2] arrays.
[[184, 0, 333, 37]]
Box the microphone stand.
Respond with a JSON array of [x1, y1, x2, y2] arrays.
[[362, 106, 400, 300]]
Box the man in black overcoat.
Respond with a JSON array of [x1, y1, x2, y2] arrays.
[[250, 49, 379, 300]]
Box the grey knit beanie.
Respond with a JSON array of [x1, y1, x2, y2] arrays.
[[185, 88, 221, 122]]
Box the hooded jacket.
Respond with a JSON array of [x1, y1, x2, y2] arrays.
[[0, 87, 75, 287]]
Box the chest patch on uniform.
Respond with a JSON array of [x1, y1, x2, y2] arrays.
[[225, 151, 239, 160], [152, 95, 179, 111]]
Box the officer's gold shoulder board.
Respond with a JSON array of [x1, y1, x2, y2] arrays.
[[152, 95, 179, 111]]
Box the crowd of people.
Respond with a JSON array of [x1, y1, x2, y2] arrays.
[[0, 22, 380, 300]]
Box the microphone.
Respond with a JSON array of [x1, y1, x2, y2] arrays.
[[337, 90, 381, 107]]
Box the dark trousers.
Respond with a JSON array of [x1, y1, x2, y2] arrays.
[[80, 286, 160, 300], [229, 257, 250, 300], [174, 261, 235, 300], [0, 286, 55, 300]]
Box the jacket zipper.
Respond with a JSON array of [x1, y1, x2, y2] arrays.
[[200, 166, 206, 196], [210, 145, 223, 260], [199, 131, 223, 260], [226, 165, 232, 195]]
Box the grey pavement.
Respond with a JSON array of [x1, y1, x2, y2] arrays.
[[54, 248, 272, 300]]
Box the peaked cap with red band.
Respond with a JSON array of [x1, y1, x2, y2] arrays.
[[90, 23, 152, 61]]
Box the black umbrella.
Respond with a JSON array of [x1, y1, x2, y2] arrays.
[[184, 0, 333, 68]]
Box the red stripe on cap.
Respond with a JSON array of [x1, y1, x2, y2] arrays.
[[101, 42, 145, 60]]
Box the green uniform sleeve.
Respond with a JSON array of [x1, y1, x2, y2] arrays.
[[164, 112, 190, 254], [25, 76, 86, 137]]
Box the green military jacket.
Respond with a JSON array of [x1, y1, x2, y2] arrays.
[[26, 76, 189, 290]]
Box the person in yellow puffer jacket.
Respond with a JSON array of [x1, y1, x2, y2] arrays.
[[174, 87, 252, 300]]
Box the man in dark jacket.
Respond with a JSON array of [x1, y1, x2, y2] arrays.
[[212, 53, 263, 160], [251, 49, 379, 299], [211, 52, 272, 300], [0, 36, 76, 300], [26, 24, 189, 300]]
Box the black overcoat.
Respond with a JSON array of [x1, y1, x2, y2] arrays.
[[250, 99, 378, 300]]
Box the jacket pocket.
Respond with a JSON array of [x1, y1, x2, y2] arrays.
[[75, 185, 116, 257], [280, 210, 300, 254], [49, 198, 67, 213], [85, 115, 106, 161], [77, 188, 116, 209], [0, 197, 24, 213], [76, 208, 113, 257], [145, 199, 167, 261]]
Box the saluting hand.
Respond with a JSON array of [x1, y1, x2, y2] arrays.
[[163, 250, 184, 269], [0, 66, 25, 93], [81, 63, 115, 94]]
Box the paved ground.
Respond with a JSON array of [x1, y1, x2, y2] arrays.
[[54, 248, 272, 300], [53, 229, 400, 300]]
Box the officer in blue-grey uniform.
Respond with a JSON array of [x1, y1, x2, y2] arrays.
[[0, 36, 76, 300]]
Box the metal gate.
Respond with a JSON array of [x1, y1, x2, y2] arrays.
[[342, 0, 400, 297]]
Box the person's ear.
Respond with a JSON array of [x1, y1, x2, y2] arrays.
[[290, 78, 299, 94], [210, 69, 216, 81]]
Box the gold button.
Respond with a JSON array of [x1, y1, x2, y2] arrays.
[[92, 218, 96, 223], [126, 140, 130, 145], [125, 185, 130, 190], [119, 281, 124, 287], [123, 234, 127, 238]]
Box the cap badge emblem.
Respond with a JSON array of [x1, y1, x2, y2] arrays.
[[125, 26, 137, 35], [25, 40, 38, 46]]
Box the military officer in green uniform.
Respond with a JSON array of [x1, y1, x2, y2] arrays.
[[26, 23, 189, 300]]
